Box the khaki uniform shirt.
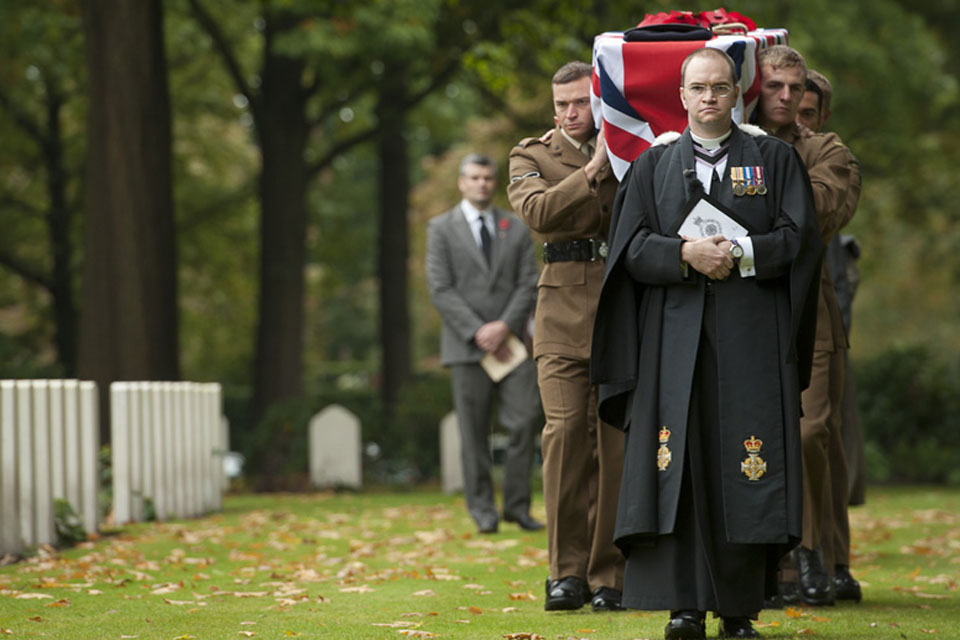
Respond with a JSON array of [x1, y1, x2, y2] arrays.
[[786, 125, 861, 352], [507, 129, 618, 360]]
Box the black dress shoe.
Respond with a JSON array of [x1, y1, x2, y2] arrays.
[[834, 564, 862, 602], [544, 576, 589, 611], [795, 546, 834, 606], [664, 610, 705, 640], [718, 617, 760, 638], [503, 512, 545, 531], [590, 586, 625, 612], [476, 518, 498, 534]]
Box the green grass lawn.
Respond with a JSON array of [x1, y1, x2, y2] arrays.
[[1, 485, 957, 639]]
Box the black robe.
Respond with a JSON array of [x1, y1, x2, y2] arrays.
[[590, 125, 821, 612]]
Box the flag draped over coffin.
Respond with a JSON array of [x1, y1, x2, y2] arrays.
[[592, 28, 789, 180]]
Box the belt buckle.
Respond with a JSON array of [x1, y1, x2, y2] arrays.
[[589, 239, 609, 261]]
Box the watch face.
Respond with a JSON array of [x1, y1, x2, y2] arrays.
[[731, 245, 744, 259]]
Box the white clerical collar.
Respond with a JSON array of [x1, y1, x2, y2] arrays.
[[560, 127, 595, 156], [691, 127, 732, 149]]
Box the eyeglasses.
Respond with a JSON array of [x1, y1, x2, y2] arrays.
[[684, 83, 734, 98]]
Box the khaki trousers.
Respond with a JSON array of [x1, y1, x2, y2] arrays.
[[800, 348, 850, 570], [537, 353, 624, 591]]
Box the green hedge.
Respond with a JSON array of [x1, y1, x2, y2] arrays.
[[225, 372, 452, 489], [856, 345, 960, 484]]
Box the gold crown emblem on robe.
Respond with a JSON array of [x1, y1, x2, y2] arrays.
[[659, 426, 671, 443], [743, 435, 763, 453]]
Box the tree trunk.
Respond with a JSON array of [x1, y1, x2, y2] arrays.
[[250, 14, 309, 423], [78, 0, 179, 442], [376, 66, 411, 412], [42, 82, 77, 377]]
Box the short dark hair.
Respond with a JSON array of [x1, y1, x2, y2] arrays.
[[680, 47, 738, 86], [459, 153, 497, 176], [804, 78, 825, 115], [552, 61, 592, 85], [806, 69, 833, 112]]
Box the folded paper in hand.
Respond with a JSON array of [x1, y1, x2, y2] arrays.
[[480, 333, 528, 382], [677, 198, 749, 239]]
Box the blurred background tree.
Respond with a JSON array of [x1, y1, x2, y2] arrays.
[[0, 0, 956, 484]]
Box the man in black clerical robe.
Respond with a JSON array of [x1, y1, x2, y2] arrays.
[[590, 48, 821, 640]]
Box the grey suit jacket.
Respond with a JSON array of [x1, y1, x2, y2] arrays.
[[426, 204, 539, 366]]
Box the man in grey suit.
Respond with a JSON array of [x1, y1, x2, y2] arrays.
[[426, 153, 543, 534]]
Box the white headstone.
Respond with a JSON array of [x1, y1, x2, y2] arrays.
[[0, 381, 19, 555], [79, 382, 99, 534], [440, 411, 463, 494], [16, 381, 35, 546], [309, 405, 362, 489]]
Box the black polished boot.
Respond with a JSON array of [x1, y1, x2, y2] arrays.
[[834, 564, 862, 602], [719, 616, 760, 638], [664, 610, 705, 640], [544, 576, 590, 611], [795, 546, 835, 606]]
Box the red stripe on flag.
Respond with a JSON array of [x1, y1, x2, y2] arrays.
[[605, 120, 651, 163], [621, 40, 702, 137]]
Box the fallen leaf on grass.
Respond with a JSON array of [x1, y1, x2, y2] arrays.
[[87, 589, 102, 595], [373, 622, 420, 629], [45, 599, 71, 607], [28, 617, 42, 622], [468, 606, 483, 614], [0, 629, 11, 635], [339, 585, 375, 594], [238, 632, 256, 638], [398, 631, 437, 638], [464, 584, 486, 590], [501, 607, 521, 613], [239, 621, 256, 626], [151, 584, 181, 595], [577, 630, 596, 633], [283, 632, 301, 637], [162, 598, 207, 607], [784, 607, 805, 618], [411, 589, 436, 597], [173, 636, 195, 640], [455, 619, 471, 624], [920, 630, 938, 634], [795, 630, 815, 636], [15, 593, 53, 600], [502, 634, 544, 639], [508, 592, 536, 601], [754, 621, 779, 628], [811, 616, 831, 622]]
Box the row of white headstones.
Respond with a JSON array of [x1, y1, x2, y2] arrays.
[[0, 384, 470, 557]]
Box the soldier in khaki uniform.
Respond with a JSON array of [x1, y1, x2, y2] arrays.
[[797, 69, 864, 603], [507, 61, 624, 613], [756, 46, 861, 607]]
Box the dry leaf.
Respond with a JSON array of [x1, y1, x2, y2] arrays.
[[173, 636, 195, 640], [464, 584, 486, 590], [283, 632, 301, 637], [339, 585, 375, 594], [0, 630, 11, 635], [28, 617, 42, 622], [87, 589, 103, 595], [501, 607, 521, 613], [398, 632, 437, 638], [811, 616, 831, 622], [508, 592, 537, 601], [785, 607, 805, 618], [15, 593, 53, 600], [920, 629, 938, 634], [239, 633, 256, 638], [455, 619, 471, 624], [239, 621, 257, 626], [502, 634, 544, 640], [468, 606, 483, 614], [372, 622, 418, 629], [795, 630, 815, 636], [45, 599, 71, 608], [411, 589, 436, 597], [577, 630, 597, 633]]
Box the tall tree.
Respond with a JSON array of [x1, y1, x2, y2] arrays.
[[0, 1, 85, 376], [78, 0, 179, 439]]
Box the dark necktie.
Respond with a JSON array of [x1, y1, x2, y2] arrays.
[[710, 169, 722, 198], [479, 216, 492, 265]]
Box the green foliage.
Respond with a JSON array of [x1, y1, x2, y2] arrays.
[[857, 344, 960, 484], [53, 499, 86, 546]]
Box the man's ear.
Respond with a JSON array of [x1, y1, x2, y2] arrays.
[[553, 115, 559, 127]]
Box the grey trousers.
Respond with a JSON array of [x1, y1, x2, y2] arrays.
[[450, 359, 540, 526]]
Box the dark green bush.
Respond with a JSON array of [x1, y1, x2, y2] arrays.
[[225, 372, 452, 489], [856, 345, 960, 484]]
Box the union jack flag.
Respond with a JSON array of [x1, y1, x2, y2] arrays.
[[592, 28, 789, 180]]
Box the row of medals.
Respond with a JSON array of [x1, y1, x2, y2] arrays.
[[730, 167, 767, 196]]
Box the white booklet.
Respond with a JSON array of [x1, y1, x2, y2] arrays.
[[480, 334, 528, 383], [677, 198, 750, 239]]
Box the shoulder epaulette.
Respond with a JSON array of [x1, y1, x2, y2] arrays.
[[652, 131, 682, 147], [518, 137, 544, 149], [738, 123, 766, 137]]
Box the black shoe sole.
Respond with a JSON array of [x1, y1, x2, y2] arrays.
[[545, 597, 585, 611]]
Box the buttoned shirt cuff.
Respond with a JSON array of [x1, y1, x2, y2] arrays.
[[737, 237, 756, 278]]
